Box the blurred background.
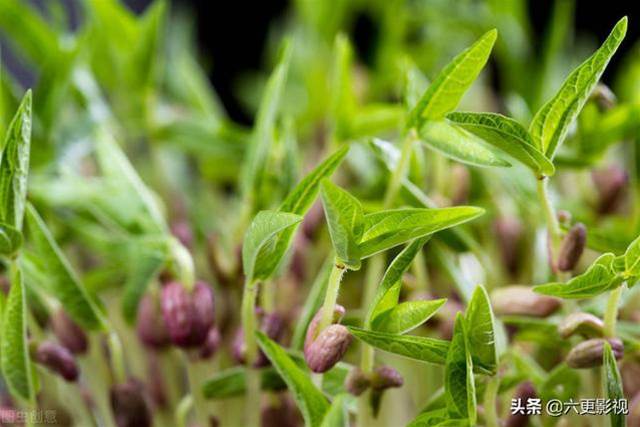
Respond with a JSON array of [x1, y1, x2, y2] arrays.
[[3, 0, 640, 126]]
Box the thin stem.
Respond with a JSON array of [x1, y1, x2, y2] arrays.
[[260, 280, 275, 313], [384, 131, 416, 207], [241, 279, 261, 427], [484, 376, 501, 427], [242, 280, 260, 364], [317, 263, 346, 335], [536, 176, 562, 273], [175, 394, 194, 427], [184, 356, 208, 427], [604, 285, 624, 337], [107, 331, 126, 384]]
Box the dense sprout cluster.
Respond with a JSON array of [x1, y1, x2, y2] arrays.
[[1, 1, 640, 427]]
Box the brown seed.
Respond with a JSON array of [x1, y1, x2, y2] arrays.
[[566, 338, 624, 369], [505, 382, 537, 427], [110, 379, 151, 427], [136, 294, 170, 349], [160, 281, 215, 348], [494, 216, 524, 275], [35, 341, 79, 382], [304, 305, 346, 354], [345, 367, 370, 396], [592, 165, 629, 215], [199, 327, 222, 360], [370, 365, 403, 390], [491, 286, 561, 317], [50, 309, 88, 355], [557, 223, 587, 272], [629, 393, 640, 427], [304, 324, 352, 373], [621, 361, 640, 398], [558, 312, 604, 339]]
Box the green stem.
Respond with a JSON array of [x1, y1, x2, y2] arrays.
[[484, 376, 500, 427], [536, 176, 562, 273], [604, 285, 624, 337], [384, 131, 416, 207], [107, 331, 126, 384], [241, 279, 261, 427], [184, 356, 208, 427], [317, 263, 346, 335], [175, 394, 194, 427]]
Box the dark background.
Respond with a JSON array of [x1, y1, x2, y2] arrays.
[[157, 0, 639, 125], [12, 0, 640, 126]]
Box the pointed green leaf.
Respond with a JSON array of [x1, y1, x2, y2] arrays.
[[446, 112, 554, 176], [95, 131, 166, 233], [464, 285, 497, 375], [254, 146, 349, 281], [444, 314, 475, 423], [418, 120, 511, 168], [121, 238, 167, 323], [281, 146, 350, 215], [348, 327, 449, 364], [359, 207, 484, 259], [408, 29, 497, 126], [242, 211, 302, 283], [256, 332, 329, 427], [0, 91, 32, 231], [320, 394, 348, 427], [202, 366, 286, 399], [534, 253, 622, 299], [241, 41, 292, 199], [0, 222, 22, 257], [603, 342, 625, 427], [367, 237, 430, 326], [24, 204, 107, 330], [1, 266, 34, 403], [320, 180, 364, 270], [408, 409, 468, 427], [372, 299, 446, 335], [623, 234, 640, 276], [530, 17, 627, 157]]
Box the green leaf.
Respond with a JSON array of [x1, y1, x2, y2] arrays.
[[1, 266, 34, 403], [256, 331, 329, 427], [444, 314, 476, 423], [242, 211, 302, 284], [407, 29, 497, 126], [0, 222, 22, 257], [446, 112, 554, 176], [95, 130, 166, 233], [624, 234, 640, 276], [0, 91, 32, 231], [372, 299, 446, 335], [464, 285, 497, 375], [201, 356, 352, 400], [367, 237, 430, 325], [533, 253, 622, 299], [408, 409, 468, 427], [359, 207, 484, 259], [320, 395, 348, 427], [202, 366, 286, 399], [320, 180, 364, 270], [281, 146, 350, 215], [254, 146, 349, 281], [121, 238, 167, 323], [241, 40, 292, 199], [529, 17, 627, 157], [24, 204, 107, 330], [418, 121, 511, 168], [348, 327, 449, 365], [602, 342, 625, 427]]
